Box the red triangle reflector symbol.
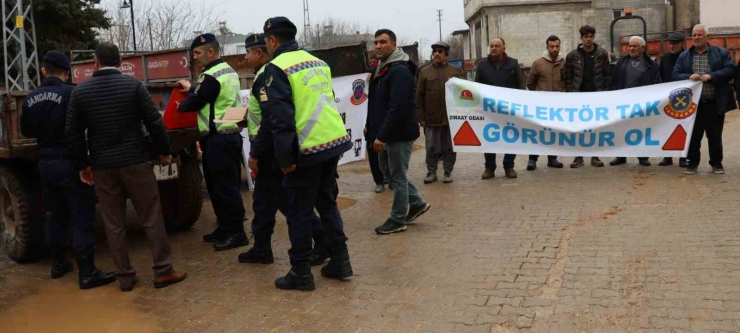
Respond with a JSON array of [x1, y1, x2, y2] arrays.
[[662, 125, 687, 151], [453, 121, 481, 146]]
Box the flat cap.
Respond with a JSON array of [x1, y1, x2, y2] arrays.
[[43, 50, 70, 70], [191, 33, 217, 50], [667, 33, 685, 42], [431, 41, 450, 51], [263, 17, 297, 39], [245, 33, 265, 48]]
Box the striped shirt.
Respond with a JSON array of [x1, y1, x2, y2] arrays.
[[692, 50, 715, 99]]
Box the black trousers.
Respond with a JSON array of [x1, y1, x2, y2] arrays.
[[38, 158, 97, 257], [688, 100, 724, 168], [283, 156, 347, 263], [201, 133, 246, 235], [367, 145, 385, 185]]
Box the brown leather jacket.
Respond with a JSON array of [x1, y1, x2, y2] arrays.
[[416, 62, 465, 126]]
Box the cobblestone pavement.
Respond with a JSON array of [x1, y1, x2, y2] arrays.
[[3, 114, 740, 333]]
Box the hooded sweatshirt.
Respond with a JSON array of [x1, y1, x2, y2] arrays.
[[526, 50, 565, 92]]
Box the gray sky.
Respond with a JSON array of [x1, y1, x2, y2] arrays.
[[214, 0, 468, 59]]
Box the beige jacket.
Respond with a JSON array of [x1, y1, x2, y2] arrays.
[[527, 51, 565, 92]]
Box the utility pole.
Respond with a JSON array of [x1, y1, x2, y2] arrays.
[[303, 0, 312, 47], [2, 0, 40, 91], [437, 9, 443, 41], [148, 17, 153, 50]]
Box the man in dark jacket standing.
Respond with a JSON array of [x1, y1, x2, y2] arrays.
[[476, 37, 523, 179], [659, 33, 688, 167], [21, 51, 115, 289], [673, 24, 737, 175], [369, 29, 431, 235], [66, 43, 187, 292], [608, 36, 660, 167], [564, 25, 610, 168], [416, 41, 465, 184]]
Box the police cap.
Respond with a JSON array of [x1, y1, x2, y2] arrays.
[[263, 17, 297, 40], [43, 50, 71, 70], [191, 33, 217, 50], [245, 33, 266, 48], [667, 32, 685, 42]]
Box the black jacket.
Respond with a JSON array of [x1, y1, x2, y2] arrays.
[[474, 54, 525, 89], [610, 53, 660, 90], [66, 69, 171, 170], [673, 45, 738, 114], [367, 58, 420, 144], [258, 40, 350, 169], [20, 77, 74, 159], [659, 51, 682, 83], [564, 43, 611, 92]]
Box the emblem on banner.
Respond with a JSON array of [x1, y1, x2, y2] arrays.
[[663, 88, 697, 119], [350, 79, 367, 105], [453, 84, 480, 108]]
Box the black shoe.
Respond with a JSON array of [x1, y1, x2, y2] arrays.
[[238, 247, 274, 264], [406, 203, 431, 222], [76, 254, 116, 290], [638, 158, 651, 166], [121, 278, 138, 292], [685, 166, 698, 175], [51, 262, 73, 279], [713, 163, 725, 174], [547, 159, 564, 168], [609, 157, 627, 166], [679, 158, 688, 168], [659, 158, 673, 166], [375, 219, 407, 235], [526, 160, 536, 171], [321, 248, 353, 280], [309, 247, 330, 266], [214, 233, 249, 251], [202, 228, 227, 243], [275, 263, 315, 291]]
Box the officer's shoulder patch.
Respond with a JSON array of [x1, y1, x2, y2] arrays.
[[259, 87, 268, 102], [266, 75, 273, 87]]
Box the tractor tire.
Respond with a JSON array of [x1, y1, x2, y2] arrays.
[[0, 166, 44, 262], [159, 148, 203, 232]]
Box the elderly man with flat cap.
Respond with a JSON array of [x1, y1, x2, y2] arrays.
[[416, 41, 465, 184], [256, 16, 353, 291], [177, 33, 248, 251], [20, 51, 116, 289], [658, 32, 688, 167]]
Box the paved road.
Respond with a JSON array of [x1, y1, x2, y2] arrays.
[[2, 114, 740, 333]]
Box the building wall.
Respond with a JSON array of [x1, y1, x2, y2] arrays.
[[700, 0, 740, 34], [466, 0, 668, 66]]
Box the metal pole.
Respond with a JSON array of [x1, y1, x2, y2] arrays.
[[437, 9, 443, 41], [130, 0, 136, 51], [148, 17, 153, 50]]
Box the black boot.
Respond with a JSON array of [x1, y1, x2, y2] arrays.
[[238, 246, 274, 264], [77, 254, 116, 290], [321, 247, 354, 280], [51, 251, 73, 279], [309, 236, 330, 266], [275, 261, 315, 291]]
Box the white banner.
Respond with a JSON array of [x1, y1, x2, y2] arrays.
[[445, 78, 702, 157], [239, 73, 368, 170]]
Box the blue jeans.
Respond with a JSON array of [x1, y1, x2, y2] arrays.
[[379, 141, 426, 223], [484, 153, 516, 169]]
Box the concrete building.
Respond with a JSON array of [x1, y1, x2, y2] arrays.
[[700, 0, 740, 34], [462, 0, 670, 66]]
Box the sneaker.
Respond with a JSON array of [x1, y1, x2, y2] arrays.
[[375, 219, 407, 234], [238, 247, 274, 264], [443, 172, 453, 183], [570, 157, 584, 168], [609, 157, 627, 166], [526, 160, 536, 171], [374, 184, 385, 193], [679, 158, 688, 168], [685, 166, 698, 175], [547, 159, 564, 168], [481, 168, 495, 179], [713, 164, 725, 174], [423, 173, 438, 184], [406, 203, 431, 222], [658, 158, 673, 166], [504, 167, 517, 178]]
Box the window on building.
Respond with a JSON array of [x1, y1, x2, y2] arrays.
[[613, 9, 624, 19]]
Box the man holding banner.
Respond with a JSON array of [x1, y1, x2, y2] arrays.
[[673, 24, 737, 175], [475, 37, 524, 179], [608, 36, 660, 167]]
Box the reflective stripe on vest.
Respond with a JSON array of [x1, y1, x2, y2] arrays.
[[270, 50, 349, 154], [198, 62, 243, 135], [247, 66, 265, 136]]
